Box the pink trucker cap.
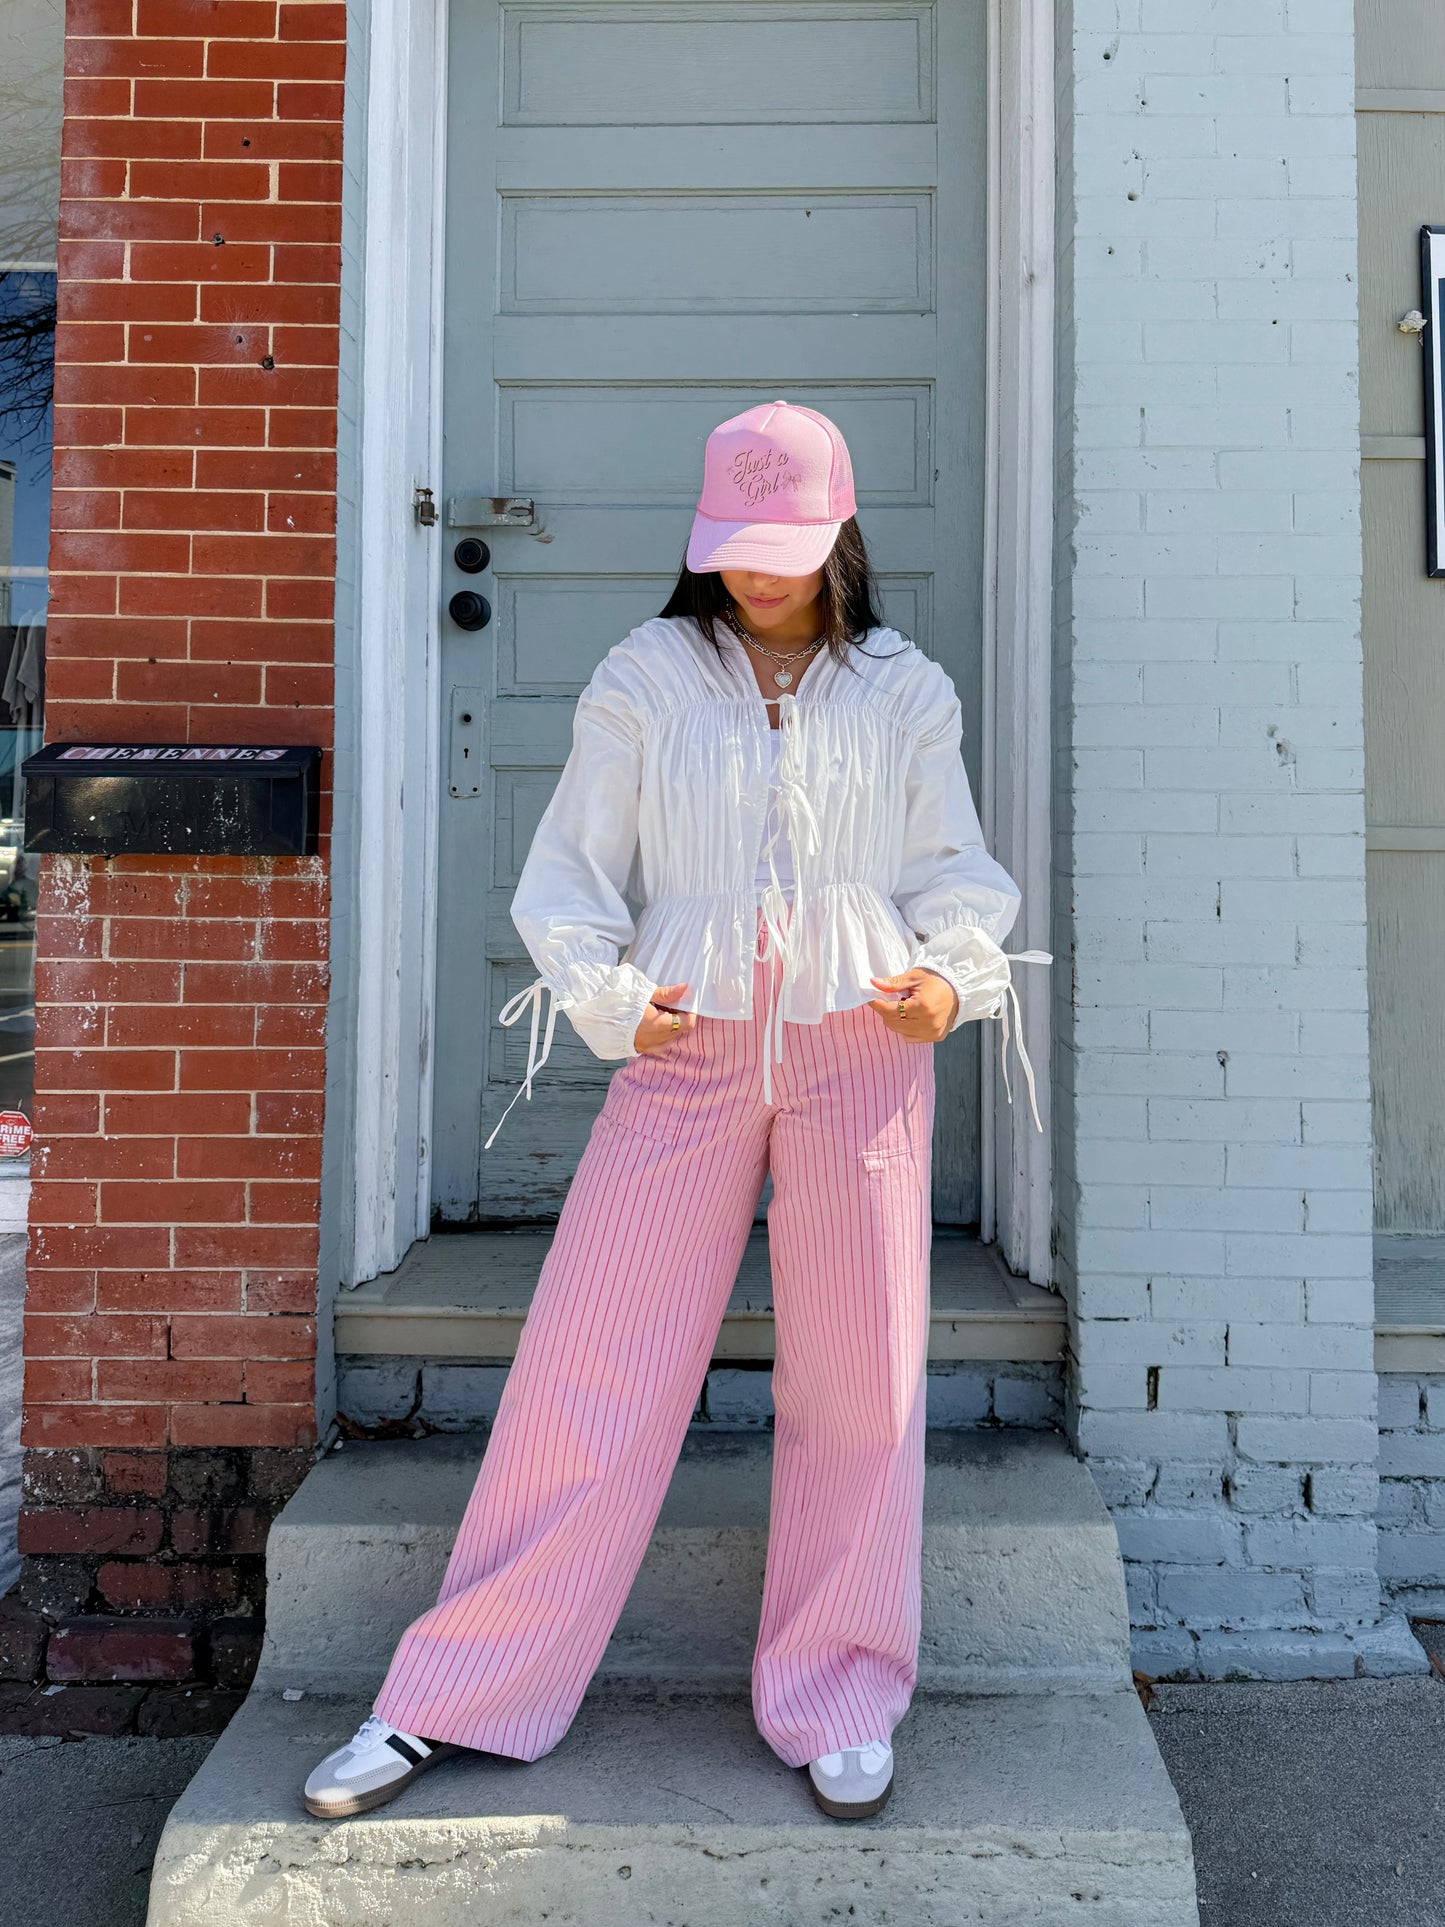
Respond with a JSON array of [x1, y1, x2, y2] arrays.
[[686, 399, 856, 575]]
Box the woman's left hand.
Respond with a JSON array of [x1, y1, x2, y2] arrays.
[[867, 969, 959, 1043]]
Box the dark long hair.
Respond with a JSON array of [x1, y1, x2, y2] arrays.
[[658, 516, 888, 664]]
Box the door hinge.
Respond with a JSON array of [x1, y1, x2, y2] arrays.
[[413, 485, 439, 528]]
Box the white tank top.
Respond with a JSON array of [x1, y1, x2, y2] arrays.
[[755, 727, 794, 898]]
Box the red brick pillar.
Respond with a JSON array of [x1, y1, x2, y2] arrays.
[[9, 0, 346, 1718]]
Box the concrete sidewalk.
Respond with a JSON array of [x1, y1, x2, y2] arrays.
[[3, 1678, 1443, 1926], [1150, 1677, 1445, 1927], [0, 1732, 214, 1924]]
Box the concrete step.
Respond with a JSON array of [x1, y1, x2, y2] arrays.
[[146, 1430, 1198, 1925], [260, 1430, 1134, 1696], [147, 1683, 1198, 1926], [336, 1225, 1067, 1362]]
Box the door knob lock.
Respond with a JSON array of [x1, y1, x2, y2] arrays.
[[454, 538, 490, 573], [449, 590, 492, 631]]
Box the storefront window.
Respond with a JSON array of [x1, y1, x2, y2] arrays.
[[0, 0, 61, 1162], [0, 269, 51, 1129]]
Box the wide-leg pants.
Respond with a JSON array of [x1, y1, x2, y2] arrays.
[[374, 951, 935, 1769]]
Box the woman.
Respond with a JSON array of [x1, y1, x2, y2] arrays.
[[304, 400, 1045, 1824]]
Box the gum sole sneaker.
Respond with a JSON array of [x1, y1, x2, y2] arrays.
[[304, 1714, 459, 1819], [807, 1739, 895, 1820]]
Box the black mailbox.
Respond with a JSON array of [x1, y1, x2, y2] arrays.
[[21, 744, 322, 858]]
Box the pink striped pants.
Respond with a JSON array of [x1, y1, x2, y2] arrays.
[[375, 950, 934, 1768]]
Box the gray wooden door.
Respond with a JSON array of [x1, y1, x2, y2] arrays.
[[1357, 1, 1445, 1229], [432, 0, 987, 1224]]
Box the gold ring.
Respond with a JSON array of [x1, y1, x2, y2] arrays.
[[671, 1012, 681, 1033], [897, 997, 908, 1019]]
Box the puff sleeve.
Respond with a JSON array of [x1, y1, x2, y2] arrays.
[[892, 679, 1024, 1034], [509, 671, 656, 1062]]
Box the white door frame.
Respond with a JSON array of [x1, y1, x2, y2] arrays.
[[344, 0, 1056, 1286], [981, 0, 1055, 1284], [343, 0, 448, 1286]]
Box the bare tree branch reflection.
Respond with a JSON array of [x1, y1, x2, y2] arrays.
[[0, 277, 55, 450], [0, 2, 63, 449]]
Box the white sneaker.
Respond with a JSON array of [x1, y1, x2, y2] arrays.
[[303, 1713, 457, 1819], [807, 1738, 894, 1819]]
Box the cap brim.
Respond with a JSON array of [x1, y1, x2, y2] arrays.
[[686, 514, 842, 576]]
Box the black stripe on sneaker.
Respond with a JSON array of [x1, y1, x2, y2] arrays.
[[385, 1734, 428, 1767]]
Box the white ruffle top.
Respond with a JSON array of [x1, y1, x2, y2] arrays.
[[490, 618, 1049, 1143]]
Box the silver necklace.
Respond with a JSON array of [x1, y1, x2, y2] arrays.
[[721, 606, 823, 688]]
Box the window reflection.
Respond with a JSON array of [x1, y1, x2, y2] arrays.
[[0, 274, 51, 1139], [1, 0, 61, 1162]]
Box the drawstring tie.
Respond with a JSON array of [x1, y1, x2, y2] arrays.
[[756, 886, 788, 1104], [754, 696, 821, 1102], [993, 950, 1051, 1133], [483, 977, 558, 1150]]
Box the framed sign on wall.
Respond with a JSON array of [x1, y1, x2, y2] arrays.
[[1423, 225, 1445, 577]]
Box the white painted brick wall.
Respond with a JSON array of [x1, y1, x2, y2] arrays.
[[333, 1357, 1065, 1435], [1057, 1, 1385, 1671], [1376, 1371, 1445, 1614]]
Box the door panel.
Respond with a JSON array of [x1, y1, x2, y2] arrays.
[[432, 0, 986, 1222], [499, 5, 936, 125], [502, 385, 934, 500], [502, 194, 935, 313]]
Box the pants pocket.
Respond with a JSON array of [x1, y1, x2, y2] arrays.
[[601, 1026, 709, 1146], [859, 1145, 907, 1172]]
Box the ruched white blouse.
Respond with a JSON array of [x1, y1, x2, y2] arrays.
[[490, 618, 1048, 1143]]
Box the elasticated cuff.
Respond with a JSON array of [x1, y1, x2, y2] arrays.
[[910, 924, 1013, 1034], [554, 959, 657, 1061]]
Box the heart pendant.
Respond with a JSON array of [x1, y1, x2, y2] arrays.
[[773, 669, 793, 688]]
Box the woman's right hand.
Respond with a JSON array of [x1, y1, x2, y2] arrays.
[[634, 983, 696, 1054]]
